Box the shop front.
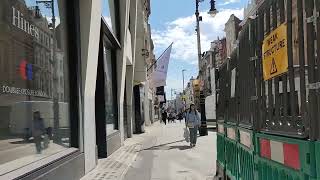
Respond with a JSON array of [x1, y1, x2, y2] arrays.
[[95, 0, 121, 158], [0, 0, 83, 179]]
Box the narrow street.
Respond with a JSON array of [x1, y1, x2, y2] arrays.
[[82, 121, 216, 180]]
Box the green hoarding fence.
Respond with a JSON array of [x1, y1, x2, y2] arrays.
[[255, 133, 317, 180], [316, 142, 320, 179], [225, 137, 238, 180], [225, 124, 238, 180], [255, 156, 318, 180], [238, 128, 255, 180], [217, 122, 226, 168], [217, 133, 225, 167]]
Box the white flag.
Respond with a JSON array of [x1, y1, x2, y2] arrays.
[[150, 43, 173, 88]]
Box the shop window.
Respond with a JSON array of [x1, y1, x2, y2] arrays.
[[103, 45, 118, 135], [0, 0, 73, 176]]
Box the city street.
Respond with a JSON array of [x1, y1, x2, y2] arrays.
[[82, 121, 217, 180]]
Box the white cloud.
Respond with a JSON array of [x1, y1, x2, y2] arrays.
[[219, 0, 241, 6], [152, 8, 243, 65]]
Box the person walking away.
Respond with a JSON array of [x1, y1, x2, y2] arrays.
[[168, 112, 174, 123], [172, 111, 177, 123], [161, 109, 167, 125], [33, 111, 46, 154], [185, 104, 201, 147], [177, 111, 183, 123]]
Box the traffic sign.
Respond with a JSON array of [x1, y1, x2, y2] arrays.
[[262, 23, 288, 80]]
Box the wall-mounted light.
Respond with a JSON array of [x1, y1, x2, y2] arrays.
[[142, 49, 149, 57]]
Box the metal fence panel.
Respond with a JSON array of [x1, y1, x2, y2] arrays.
[[256, 0, 319, 139], [216, 0, 320, 139]]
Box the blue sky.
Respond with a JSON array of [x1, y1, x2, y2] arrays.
[[150, 0, 249, 98]]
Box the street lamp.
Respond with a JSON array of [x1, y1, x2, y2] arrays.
[[195, 0, 217, 136], [182, 69, 187, 110], [171, 88, 177, 101], [182, 69, 186, 92], [208, 0, 218, 17]]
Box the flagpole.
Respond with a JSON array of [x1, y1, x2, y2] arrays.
[[147, 42, 173, 72]]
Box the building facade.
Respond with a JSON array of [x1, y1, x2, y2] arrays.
[[0, 0, 155, 179], [133, 0, 156, 129], [224, 14, 241, 58], [185, 80, 194, 109], [211, 38, 227, 69]]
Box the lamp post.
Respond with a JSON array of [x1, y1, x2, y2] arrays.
[[171, 88, 177, 101], [182, 69, 186, 110], [182, 69, 186, 92], [195, 0, 218, 136]]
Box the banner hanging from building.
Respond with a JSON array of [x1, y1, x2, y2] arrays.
[[150, 43, 173, 88]]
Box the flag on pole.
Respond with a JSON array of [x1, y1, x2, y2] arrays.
[[150, 43, 173, 88]]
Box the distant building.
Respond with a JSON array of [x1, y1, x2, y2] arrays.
[[185, 80, 195, 109], [200, 50, 215, 97], [211, 38, 227, 68], [243, 0, 257, 20], [224, 14, 241, 58], [173, 93, 184, 113]]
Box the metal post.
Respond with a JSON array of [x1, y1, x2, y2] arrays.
[[182, 69, 186, 109], [195, 0, 208, 136], [195, 0, 202, 72], [182, 70, 185, 92]]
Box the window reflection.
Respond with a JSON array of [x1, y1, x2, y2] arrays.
[[0, 0, 71, 175], [103, 42, 117, 135], [102, 0, 113, 30]]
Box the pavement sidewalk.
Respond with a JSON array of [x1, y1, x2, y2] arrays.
[[82, 121, 217, 180]]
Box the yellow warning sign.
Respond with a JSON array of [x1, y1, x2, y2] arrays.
[[270, 58, 278, 74], [262, 23, 288, 80]]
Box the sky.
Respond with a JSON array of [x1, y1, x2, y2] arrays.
[[150, 0, 248, 99]]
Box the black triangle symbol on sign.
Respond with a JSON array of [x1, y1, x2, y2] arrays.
[[270, 58, 278, 75]]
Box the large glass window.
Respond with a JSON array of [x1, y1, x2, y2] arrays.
[[103, 40, 117, 135], [0, 0, 72, 175]]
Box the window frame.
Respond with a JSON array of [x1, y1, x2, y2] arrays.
[[100, 17, 120, 136]]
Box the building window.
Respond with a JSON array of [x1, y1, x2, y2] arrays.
[[0, 0, 73, 175], [102, 0, 113, 31], [103, 45, 118, 135]]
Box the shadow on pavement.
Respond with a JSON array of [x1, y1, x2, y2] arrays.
[[168, 145, 191, 150], [207, 128, 217, 132], [140, 139, 189, 151], [10, 140, 30, 144]]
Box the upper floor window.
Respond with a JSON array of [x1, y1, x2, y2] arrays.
[[102, 0, 113, 31]]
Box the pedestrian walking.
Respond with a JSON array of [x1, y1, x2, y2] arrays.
[[168, 112, 176, 123], [185, 104, 201, 147], [177, 111, 183, 123], [32, 111, 46, 154], [161, 108, 167, 125]]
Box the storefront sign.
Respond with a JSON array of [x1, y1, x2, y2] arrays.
[[262, 23, 288, 80], [12, 7, 40, 39], [2, 85, 49, 98]]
